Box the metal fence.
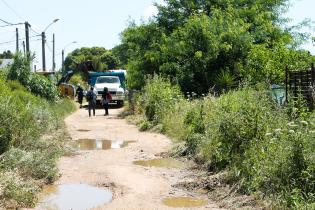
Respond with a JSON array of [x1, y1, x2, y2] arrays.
[[285, 64, 315, 110]]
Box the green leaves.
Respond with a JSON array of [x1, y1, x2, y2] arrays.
[[7, 54, 59, 101], [64, 47, 120, 74], [116, 0, 314, 94]]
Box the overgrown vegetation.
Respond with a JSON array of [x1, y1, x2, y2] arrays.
[[131, 76, 315, 209], [0, 55, 76, 208], [121, 1, 315, 207], [7, 54, 59, 101], [116, 0, 314, 94]]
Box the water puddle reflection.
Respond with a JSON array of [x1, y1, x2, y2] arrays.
[[72, 139, 136, 151], [133, 158, 186, 169], [37, 184, 112, 210], [163, 197, 208, 208]]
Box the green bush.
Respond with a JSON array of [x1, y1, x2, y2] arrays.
[[138, 75, 184, 124], [201, 88, 284, 170], [134, 80, 315, 208], [0, 171, 39, 208], [201, 89, 314, 208], [0, 74, 76, 207], [27, 73, 59, 101], [161, 100, 191, 142], [7, 54, 59, 101], [0, 148, 59, 182]]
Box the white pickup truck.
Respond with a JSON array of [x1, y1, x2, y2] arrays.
[[94, 76, 125, 106]]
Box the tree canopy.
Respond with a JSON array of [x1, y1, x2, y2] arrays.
[[64, 47, 120, 74], [0, 50, 13, 59], [116, 0, 314, 93]]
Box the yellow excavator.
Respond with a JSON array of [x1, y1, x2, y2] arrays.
[[57, 61, 93, 99]]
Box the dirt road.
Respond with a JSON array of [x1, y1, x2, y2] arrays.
[[39, 106, 222, 210]]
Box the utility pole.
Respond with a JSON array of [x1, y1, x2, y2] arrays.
[[16, 28, 19, 52], [52, 34, 55, 72], [42, 32, 46, 71], [22, 41, 25, 55], [62, 49, 64, 72], [25, 22, 30, 59]]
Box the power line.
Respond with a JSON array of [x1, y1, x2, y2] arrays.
[[0, 23, 23, 28], [30, 27, 40, 35], [0, 18, 23, 28], [46, 42, 52, 53], [0, 0, 25, 22], [0, 18, 13, 25], [0, 34, 39, 45]]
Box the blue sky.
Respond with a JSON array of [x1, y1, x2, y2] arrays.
[[0, 0, 314, 71]]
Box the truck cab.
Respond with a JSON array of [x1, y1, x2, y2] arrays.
[[89, 70, 126, 106], [94, 76, 125, 106]]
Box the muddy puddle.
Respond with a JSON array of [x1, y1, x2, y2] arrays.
[[71, 139, 136, 150], [163, 197, 208, 208], [37, 184, 112, 210], [133, 158, 186, 169], [77, 129, 91, 132]]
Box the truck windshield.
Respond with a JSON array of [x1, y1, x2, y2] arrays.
[[96, 77, 119, 84]]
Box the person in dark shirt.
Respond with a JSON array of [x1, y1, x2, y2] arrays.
[[101, 87, 112, 116], [86, 86, 97, 117], [76, 84, 84, 108]]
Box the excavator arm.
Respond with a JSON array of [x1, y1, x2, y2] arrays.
[[58, 60, 94, 98]]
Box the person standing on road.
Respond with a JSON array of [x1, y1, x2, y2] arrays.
[[86, 86, 97, 117], [76, 84, 84, 108], [101, 87, 112, 116]]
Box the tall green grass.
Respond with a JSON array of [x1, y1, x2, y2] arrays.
[[0, 70, 76, 207], [133, 77, 315, 209]]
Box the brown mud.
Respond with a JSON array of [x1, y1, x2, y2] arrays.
[[33, 106, 262, 210]]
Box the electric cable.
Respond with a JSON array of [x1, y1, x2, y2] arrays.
[[0, 34, 39, 45], [0, 18, 13, 25], [0, 0, 25, 22]]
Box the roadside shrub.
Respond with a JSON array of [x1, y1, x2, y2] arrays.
[[161, 100, 191, 142], [0, 148, 59, 182], [0, 67, 8, 80], [200, 87, 285, 170], [7, 54, 59, 101], [133, 75, 315, 208], [139, 120, 151, 131], [189, 88, 314, 208], [0, 171, 39, 208], [0, 75, 75, 207], [138, 75, 183, 124], [239, 119, 315, 208], [26, 73, 59, 101], [0, 89, 47, 152], [6, 80, 27, 92]]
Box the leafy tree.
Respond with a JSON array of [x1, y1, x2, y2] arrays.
[[117, 0, 313, 92], [119, 23, 165, 89], [0, 50, 13, 59], [64, 47, 120, 74]]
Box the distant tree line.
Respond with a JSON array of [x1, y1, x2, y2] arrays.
[[0, 50, 13, 59]]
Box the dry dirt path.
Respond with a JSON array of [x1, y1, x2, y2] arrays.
[[38, 106, 222, 210]]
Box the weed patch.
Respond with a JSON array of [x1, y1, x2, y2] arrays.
[[133, 78, 315, 209], [0, 73, 75, 208]]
